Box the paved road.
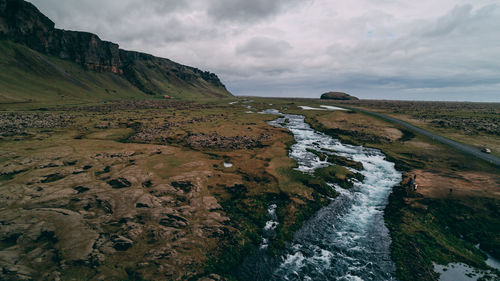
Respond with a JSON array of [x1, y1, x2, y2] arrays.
[[347, 107, 500, 167]]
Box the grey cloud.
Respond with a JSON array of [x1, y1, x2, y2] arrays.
[[236, 36, 292, 58], [113, 16, 223, 46], [207, 0, 302, 22], [32, 0, 221, 48], [419, 4, 473, 37], [320, 4, 500, 94]]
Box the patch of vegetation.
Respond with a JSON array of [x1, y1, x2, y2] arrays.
[[399, 129, 416, 142], [41, 173, 66, 183], [305, 116, 389, 145], [306, 148, 327, 161], [326, 154, 364, 170], [0, 169, 28, 181], [280, 168, 337, 198], [206, 164, 333, 279], [205, 184, 270, 277], [316, 165, 364, 189], [95, 165, 111, 176], [385, 187, 500, 281], [271, 191, 327, 253], [0, 234, 21, 250]]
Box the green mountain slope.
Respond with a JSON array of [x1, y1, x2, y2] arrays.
[[0, 0, 232, 104], [0, 40, 149, 104]]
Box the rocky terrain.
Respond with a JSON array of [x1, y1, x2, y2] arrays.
[[0, 143, 230, 280], [0, 112, 74, 138], [0, 99, 337, 280], [0, 105, 241, 280], [186, 133, 271, 150]]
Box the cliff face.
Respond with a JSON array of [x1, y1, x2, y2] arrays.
[[0, 0, 120, 72], [0, 0, 54, 53], [0, 0, 231, 98]]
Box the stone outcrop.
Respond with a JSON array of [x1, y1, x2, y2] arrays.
[[321, 92, 359, 100], [0, 0, 121, 73], [0, 0, 231, 97]]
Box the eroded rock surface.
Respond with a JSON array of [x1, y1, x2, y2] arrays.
[[0, 144, 230, 280]]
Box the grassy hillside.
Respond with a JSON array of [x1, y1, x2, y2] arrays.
[[0, 40, 148, 105], [0, 40, 231, 107], [121, 51, 231, 100]]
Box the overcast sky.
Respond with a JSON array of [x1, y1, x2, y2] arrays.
[[32, 0, 500, 101]]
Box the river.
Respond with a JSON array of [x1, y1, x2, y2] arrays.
[[238, 110, 402, 281]]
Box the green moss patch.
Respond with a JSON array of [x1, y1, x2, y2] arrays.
[[385, 187, 500, 281], [315, 165, 364, 189]]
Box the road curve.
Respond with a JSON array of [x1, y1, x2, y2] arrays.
[[345, 107, 500, 167]]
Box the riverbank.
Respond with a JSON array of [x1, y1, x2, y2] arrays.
[[263, 110, 401, 280], [288, 102, 500, 281]]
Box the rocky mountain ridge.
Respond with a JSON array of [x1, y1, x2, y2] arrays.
[[0, 0, 231, 98]]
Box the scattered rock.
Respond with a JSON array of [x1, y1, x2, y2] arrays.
[[89, 249, 106, 266], [159, 214, 188, 228], [142, 180, 153, 188], [0, 112, 74, 138], [146, 247, 177, 260], [187, 133, 271, 150], [63, 160, 78, 166], [74, 186, 90, 194], [111, 235, 133, 251], [171, 181, 194, 193], [107, 178, 132, 189], [41, 173, 66, 183], [203, 196, 222, 211], [135, 194, 161, 209]]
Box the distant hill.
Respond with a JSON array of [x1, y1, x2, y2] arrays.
[[320, 92, 359, 100], [0, 0, 232, 104]]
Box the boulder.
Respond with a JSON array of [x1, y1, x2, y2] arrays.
[[111, 235, 133, 251], [107, 177, 132, 189], [159, 214, 188, 228]]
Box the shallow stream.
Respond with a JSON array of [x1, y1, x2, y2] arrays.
[[238, 110, 402, 280]]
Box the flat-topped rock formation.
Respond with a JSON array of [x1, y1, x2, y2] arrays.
[[321, 92, 359, 100]]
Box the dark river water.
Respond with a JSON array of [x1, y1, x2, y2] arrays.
[[238, 110, 402, 281]]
